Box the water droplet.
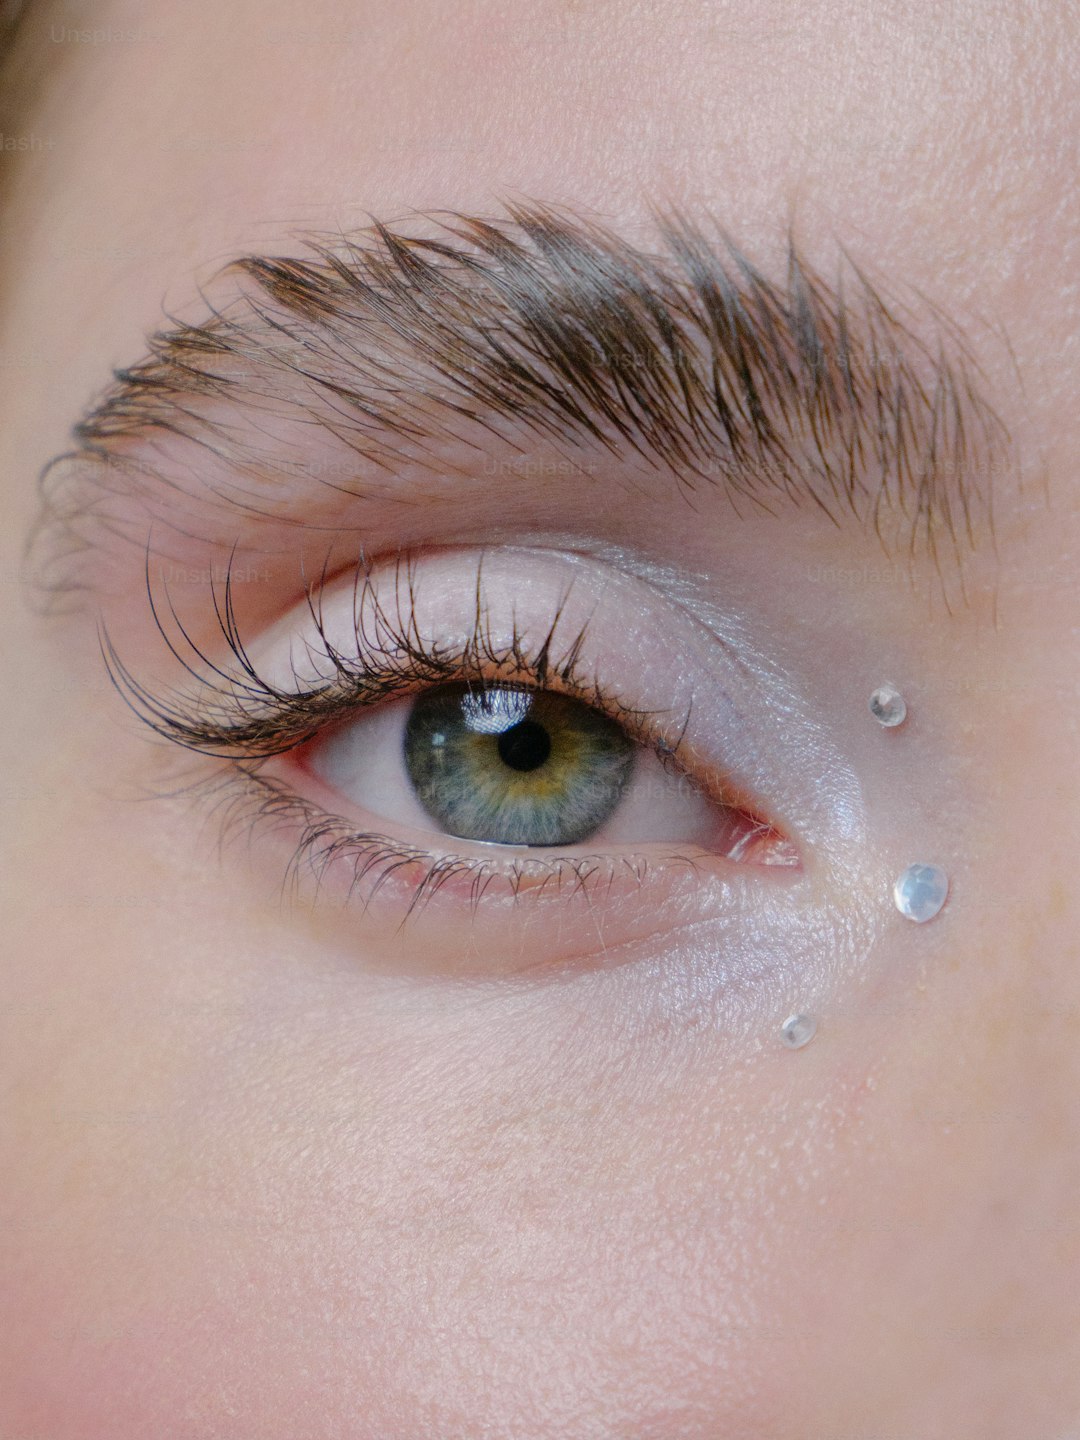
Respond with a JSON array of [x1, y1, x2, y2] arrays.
[[893, 863, 949, 923], [780, 1013, 818, 1049], [869, 683, 907, 728]]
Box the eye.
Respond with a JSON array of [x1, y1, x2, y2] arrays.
[[108, 542, 838, 969], [302, 679, 779, 856]]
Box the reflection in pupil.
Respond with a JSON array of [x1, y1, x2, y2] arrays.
[[496, 719, 551, 773]]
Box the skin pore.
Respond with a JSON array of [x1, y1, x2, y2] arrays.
[[2, 1, 1080, 1437]]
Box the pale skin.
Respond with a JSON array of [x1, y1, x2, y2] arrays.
[[2, 1, 1079, 1437]]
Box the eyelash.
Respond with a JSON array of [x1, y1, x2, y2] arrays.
[[199, 763, 704, 923], [102, 551, 745, 918], [106, 550, 686, 763]]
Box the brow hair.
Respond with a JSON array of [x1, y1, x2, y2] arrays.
[[30, 202, 1011, 603]]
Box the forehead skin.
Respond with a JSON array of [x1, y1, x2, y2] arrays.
[[1, 2, 1079, 1438]]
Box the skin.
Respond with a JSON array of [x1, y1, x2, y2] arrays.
[[2, 0, 1079, 1436]]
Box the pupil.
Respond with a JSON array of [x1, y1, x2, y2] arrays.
[[496, 719, 551, 773]]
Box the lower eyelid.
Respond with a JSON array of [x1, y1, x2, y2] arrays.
[[205, 759, 805, 980]]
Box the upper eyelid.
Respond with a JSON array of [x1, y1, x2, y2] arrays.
[[27, 202, 1016, 615]]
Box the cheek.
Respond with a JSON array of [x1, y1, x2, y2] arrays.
[[0, 693, 969, 1440], [2, 918, 885, 1440]]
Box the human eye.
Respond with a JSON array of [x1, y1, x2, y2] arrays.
[[105, 542, 862, 979], [307, 676, 761, 857]]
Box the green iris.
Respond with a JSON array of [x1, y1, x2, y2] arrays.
[[403, 682, 635, 846]]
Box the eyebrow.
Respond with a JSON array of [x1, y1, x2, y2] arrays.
[[30, 201, 1012, 602]]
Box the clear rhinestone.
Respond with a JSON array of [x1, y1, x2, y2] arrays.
[[780, 1013, 818, 1049], [868, 684, 907, 728], [893, 863, 949, 923]]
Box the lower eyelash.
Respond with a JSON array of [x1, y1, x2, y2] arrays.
[[192, 759, 706, 926]]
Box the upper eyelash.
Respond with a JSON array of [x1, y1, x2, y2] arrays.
[[102, 547, 694, 775]]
